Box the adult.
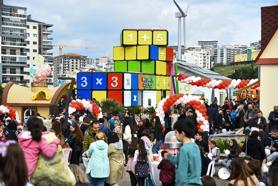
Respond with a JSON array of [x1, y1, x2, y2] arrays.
[[123, 116, 138, 163], [51, 119, 66, 147], [108, 113, 119, 131], [228, 158, 260, 186], [244, 104, 257, 127], [268, 106, 278, 132], [83, 120, 100, 152], [86, 132, 109, 186], [106, 132, 125, 185], [245, 130, 266, 162], [152, 116, 163, 154], [80, 115, 92, 135], [251, 110, 267, 131], [18, 116, 59, 178], [5, 120, 18, 141], [98, 118, 111, 137], [269, 158, 278, 186], [126, 139, 138, 186], [67, 123, 83, 165]]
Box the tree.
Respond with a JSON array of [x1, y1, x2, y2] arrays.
[[101, 99, 125, 114], [228, 64, 258, 79]]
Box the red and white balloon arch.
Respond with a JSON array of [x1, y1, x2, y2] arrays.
[[155, 94, 209, 132], [69, 99, 103, 119]]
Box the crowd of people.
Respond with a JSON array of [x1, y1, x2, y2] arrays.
[[0, 98, 277, 186]]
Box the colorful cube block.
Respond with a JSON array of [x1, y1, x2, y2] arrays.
[[108, 91, 123, 104], [128, 61, 141, 72], [156, 76, 163, 90], [143, 75, 156, 89], [92, 73, 107, 90], [153, 30, 168, 46], [124, 91, 131, 107], [125, 46, 137, 60], [131, 91, 141, 106], [166, 62, 172, 75], [158, 47, 166, 61], [166, 47, 174, 62], [77, 90, 92, 99], [138, 74, 144, 90], [121, 29, 137, 45], [124, 73, 132, 89], [150, 45, 159, 60], [143, 91, 157, 108], [131, 73, 139, 89], [138, 30, 152, 45], [156, 91, 162, 104], [113, 46, 125, 60], [92, 91, 107, 103], [77, 73, 92, 90], [114, 61, 127, 72], [156, 61, 166, 75], [137, 45, 149, 60], [107, 73, 123, 90], [141, 61, 155, 74]]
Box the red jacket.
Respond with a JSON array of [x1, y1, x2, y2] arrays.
[[157, 159, 175, 184]]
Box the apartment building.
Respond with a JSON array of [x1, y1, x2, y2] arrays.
[[182, 46, 212, 69]]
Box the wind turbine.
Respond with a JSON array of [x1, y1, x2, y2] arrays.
[[173, 0, 189, 60]]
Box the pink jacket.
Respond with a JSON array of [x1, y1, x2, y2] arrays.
[[18, 131, 59, 177]]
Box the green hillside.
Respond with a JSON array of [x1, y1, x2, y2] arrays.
[[212, 63, 258, 78]]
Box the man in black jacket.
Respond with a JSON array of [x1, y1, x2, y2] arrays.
[[268, 106, 278, 132]]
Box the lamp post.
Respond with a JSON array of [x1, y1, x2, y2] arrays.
[[58, 77, 75, 122]]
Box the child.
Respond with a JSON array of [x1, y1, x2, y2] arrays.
[[169, 118, 202, 186], [157, 150, 175, 186], [208, 140, 220, 161]]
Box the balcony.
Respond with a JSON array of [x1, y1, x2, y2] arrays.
[[1, 41, 27, 47], [1, 31, 27, 38], [1, 11, 27, 19], [2, 21, 26, 28], [1, 61, 27, 67], [42, 29, 53, 34]]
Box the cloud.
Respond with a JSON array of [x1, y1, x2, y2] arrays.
[[7, 0, 277, 57]]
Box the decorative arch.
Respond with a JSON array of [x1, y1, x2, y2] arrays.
[[32, 90, 51, 100], [155, 94, 209, 131], [69, 99, 102, 119]]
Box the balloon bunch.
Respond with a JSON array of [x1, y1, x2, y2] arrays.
[[155, 94, 209, 131], [0, 105, 20, 122], [69, 99, 102, 119], [177, 73, 259, 90]]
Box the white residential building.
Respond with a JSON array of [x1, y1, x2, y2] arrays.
[[53, 53, 92, 86], [216, 45, 248, 65], [93, 56, 113, 72], [26, 16, 53, 85], [181, 46, 211, 69]]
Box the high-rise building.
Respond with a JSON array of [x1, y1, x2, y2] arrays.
[[216, 45, 248, 65], [249, 41, 261, 50], [0, 0, 27, 83], [53, 53, 92, 86], [198, 40, 218, 67], [182, 46, 211, 69], [25, 16, 53, 85], [93, 56, 113, 72]]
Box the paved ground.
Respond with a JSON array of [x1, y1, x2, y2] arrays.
[[118, 172, 226, 186]]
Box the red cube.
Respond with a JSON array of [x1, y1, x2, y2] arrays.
[[166, 47, 174, 62], [108, 73, 123, 90], [166, 62, 172, 76], [108, 91, 123, 104]]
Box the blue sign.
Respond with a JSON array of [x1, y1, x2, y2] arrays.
[[131, 91, 139, 106], [77, 90, 92, 99], [92, 73, 107, 90], [131, 73, 138, 89], [77, 73, 92, 89], [150, 45, 159, 60]]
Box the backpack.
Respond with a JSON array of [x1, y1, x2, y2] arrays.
[[135, 161, 149, 178]]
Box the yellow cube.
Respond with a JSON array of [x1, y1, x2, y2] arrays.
[[113, 46, 125, 60], [161, 76, 171, 90], [153, 30, 168, 46], [166, 91, 171, 97], [156, 91, 162, 104], [156, 76, 163, 89], [137, 46, 149, 60], [122, 29, 138, 45], [92, 91, 107, 103], [156, 61, 166, 75], [158, 47, 166, 61], [138, 30, 152, 45], [125, 46, 137, 60]]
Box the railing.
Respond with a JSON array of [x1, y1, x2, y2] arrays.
[[2, 21, 26, 27], [1, 11, 26, 18], [1, 31, 26, 37], [1, 41, 26, 46], [1, 53, 27, 56]]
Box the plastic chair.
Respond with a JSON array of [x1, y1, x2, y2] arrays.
[[62, 148, 72, 165]]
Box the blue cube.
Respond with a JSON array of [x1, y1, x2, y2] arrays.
[[131, 73, 139, 89], [77, 73, 92, 90], [92, 73, 107, 90], [150, 45, 159, 60], [77, 90, 92, 99]]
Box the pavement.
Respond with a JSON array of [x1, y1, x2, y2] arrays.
[[118, 171, 227, 186]]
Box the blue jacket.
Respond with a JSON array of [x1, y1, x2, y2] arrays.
[[169, 142, 202, 186], [86, 140, 109, 178]]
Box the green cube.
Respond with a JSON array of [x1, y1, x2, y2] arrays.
[[143, 75, 156, 89], [114, 61, 127, 72], [128, 61, 141, 72], [141, 60, 155, 74]]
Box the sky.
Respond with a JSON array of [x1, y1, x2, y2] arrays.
[[8, 0, 277, 58]]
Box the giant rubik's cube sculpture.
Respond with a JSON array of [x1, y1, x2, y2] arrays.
[[76, 29, 174, 107]]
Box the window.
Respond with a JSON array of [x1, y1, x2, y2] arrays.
[[10, 68, 16, 74], [33, 41, 37, 45], [2, 68, 7, 73], [27, 25, 30, 29], [33, 49, 37, 53], [27, 41, 30, 44], [10, 49, 16, 55], [27, 56, 30, 60], [1, 49, 6, 54], [33, 34, 37, 37], [33, 26, 37, 29]]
